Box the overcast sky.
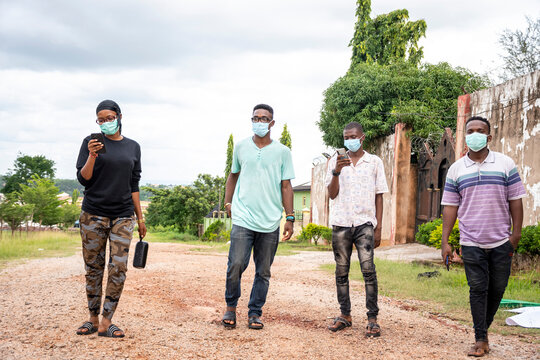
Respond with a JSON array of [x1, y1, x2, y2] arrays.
[[0, 0, 538, 186]]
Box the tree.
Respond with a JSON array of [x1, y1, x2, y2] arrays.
[[54, 179, 84, 194], [499, 16, 540, 80], [18, 175, 63, 228], [2, 153, 56, 194], [0, 194, 34, 235], [349, 0, 426, 69], [59, 203, 80, 229], [319, 62, 489, 148], [144, 174, 224, 233], [71, 189, 80, 205], [224, 134, 234, 180], [279, 124, 292, 149]]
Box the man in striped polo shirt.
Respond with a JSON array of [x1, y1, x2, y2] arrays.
[[441, 116, 526, 357]]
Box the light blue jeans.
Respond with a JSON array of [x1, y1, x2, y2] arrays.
[[225, 224, 280, 317]]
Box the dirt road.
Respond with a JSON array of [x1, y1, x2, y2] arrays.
[[0, 242, 538, 359]]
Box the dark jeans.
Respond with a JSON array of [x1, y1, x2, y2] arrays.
[[225, 224, 280, 318], [332, 223, 378, 319], [462, 241, 514, 341]]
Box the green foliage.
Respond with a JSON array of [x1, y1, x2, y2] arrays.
[[71, 189, 80, 205], [517, 223, 540, 256], [53, 179, 84, 194], [18, 175, 63, 227], [202, 221, 230, 242], [2, 153, 56, 194], [0, 194, 34, 235], [59, 203, 80, 229], [298, 223, 332, 245], [427, 220, 459, 250], [279, 124, 292, 149], [349, 0, 426, 68], [225, 134, 234, 180], [319, 62, 489, 148], [144, 174, 224, 233], [416, 218, 442, 245]]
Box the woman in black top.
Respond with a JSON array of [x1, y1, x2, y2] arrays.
[[75, 100, 146, 338]]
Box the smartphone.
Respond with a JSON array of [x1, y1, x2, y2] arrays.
[[336, 148, 349, 160], [90, 133, 107, 154]]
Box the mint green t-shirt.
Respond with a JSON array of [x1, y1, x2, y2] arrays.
[[231, 137, 295, 233]]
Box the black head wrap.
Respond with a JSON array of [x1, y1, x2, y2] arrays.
[[96, 99, 122, 134]]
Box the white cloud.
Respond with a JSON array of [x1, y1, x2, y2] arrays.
[[0, 0, 538, 186]]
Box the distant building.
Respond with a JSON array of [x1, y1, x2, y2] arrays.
[[292, 182, 311, 221]]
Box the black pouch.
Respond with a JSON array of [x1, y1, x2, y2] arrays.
[[133, 234, 149, 269]]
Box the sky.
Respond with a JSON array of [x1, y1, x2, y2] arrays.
[[0, 0, 538, 186]]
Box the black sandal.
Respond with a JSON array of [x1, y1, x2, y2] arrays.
[[221, 311, 236, 329], [328, 317, 352, 332], [366, 322, 381, 338], [248, 316, 264, 330], [98, 324, 125, 338], [76, 321, 98, 335]]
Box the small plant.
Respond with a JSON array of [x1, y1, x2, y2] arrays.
[[202, 220, 229, 242], [416, 218, 442, 245], [427, 220, 460, 250], [516, 223, 540, 255], [297, 223, 332, 245]]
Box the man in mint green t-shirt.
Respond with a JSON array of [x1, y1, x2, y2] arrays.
[[221, 104, 295, 330]]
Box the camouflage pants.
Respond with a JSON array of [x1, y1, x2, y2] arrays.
[[79, 210, 134, 320]]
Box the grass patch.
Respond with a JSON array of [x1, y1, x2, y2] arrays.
[[0, 230, 81, 267], [321, 258, 540, 338]]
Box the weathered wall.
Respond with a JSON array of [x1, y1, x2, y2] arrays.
[[370, 133, 395, 245], [310, 161, 329, 227], [456, 70, 540, 226]]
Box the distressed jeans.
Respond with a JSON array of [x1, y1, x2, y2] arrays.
[[461, 241, 514, 341], [332, 223, 378, 319], [225, 224, 280, 318]]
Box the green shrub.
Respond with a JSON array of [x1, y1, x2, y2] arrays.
[[427, 220, 460, 250], [202, 220, 229, 242], [517, 223, 540, 255], [298, 223, 332, 245], [416, 218, 442, 245]]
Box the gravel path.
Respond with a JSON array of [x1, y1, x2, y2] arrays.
[[0, 242, 538, 360]]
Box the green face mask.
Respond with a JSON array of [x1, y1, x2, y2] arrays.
[[99, 119, 119, 135]]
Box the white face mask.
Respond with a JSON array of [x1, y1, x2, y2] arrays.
[[252, 122, 270, 137]]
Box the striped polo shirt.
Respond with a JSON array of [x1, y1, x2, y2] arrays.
[[441, 150, 526, 248]]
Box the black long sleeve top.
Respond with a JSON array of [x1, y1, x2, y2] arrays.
[[76, 135, 142, 218]]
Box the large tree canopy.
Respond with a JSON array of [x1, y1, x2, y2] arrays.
[[349, 0, 426, 69], [319, 62, 489, 148], [2, 153, 56, 194]]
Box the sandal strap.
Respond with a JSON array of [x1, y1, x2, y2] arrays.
[[367, 322, 380, 330], [249, 317, 263, 324], [334, 317, 351, 327], [108, 324, 122, 336], [223, 311, 236, 321], [79, 321, 94, 331]]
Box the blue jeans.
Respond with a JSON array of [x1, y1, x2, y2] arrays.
[[225, 224, 280, 318], [332, 223, 378, 319], [461, 241, 514, 341]]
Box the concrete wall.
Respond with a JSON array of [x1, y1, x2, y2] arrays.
[[310, 161, 329, 226], [456, 70, 540, 226], [370, 133, 395, 245]]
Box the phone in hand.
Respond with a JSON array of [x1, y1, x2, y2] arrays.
[[90, 133, 107, 154], [336, 148, 349, 160]]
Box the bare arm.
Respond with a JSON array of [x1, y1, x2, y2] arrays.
[[374, 193, 383, 248], [508, 198, 523, 249], [224, 172, 240, 217], [281, 179, 294, 241], [441, 205, 458, 262], [80, 139, 103, 181], [131, 191, 146, 238]]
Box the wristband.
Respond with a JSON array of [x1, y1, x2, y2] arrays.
[[286, 215, 295, 223], [137, 219, 145, 223], [90, 152, 98, 159], [225, 203, 232, 207]]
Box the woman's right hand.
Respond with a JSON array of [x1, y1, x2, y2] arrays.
[[88, 139, 103, 157]]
